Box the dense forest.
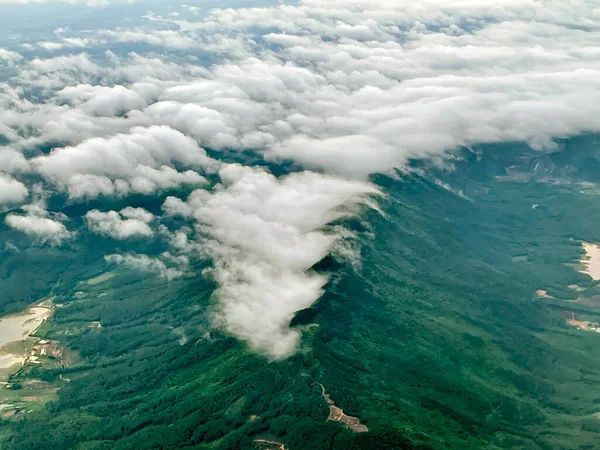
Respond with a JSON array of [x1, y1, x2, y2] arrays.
[[2, 136, 600, 449]]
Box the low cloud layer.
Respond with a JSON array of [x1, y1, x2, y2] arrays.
[[0, 0, 598, 356]]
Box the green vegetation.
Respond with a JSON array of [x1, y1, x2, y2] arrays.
[[2, 136, 600, 449]]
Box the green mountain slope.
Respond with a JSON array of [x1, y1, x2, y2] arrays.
[[2, 138, 600, 449]]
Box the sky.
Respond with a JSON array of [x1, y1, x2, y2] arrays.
[[0, 0, 598, 358]]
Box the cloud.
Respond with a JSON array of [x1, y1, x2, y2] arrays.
[[120, 206, 154, 223], [8, 16, 599, 178], [105, 253, 184, 281], [0, 48, 22, 62], [85, 208, 154, 239], [31, 125, 215, 199], [29, 53, 100, 75], [164, 164, 379, 358], [38, 38, 89, 51], [0, 148, 30, 174], [0, 175, 28, 206], [57, 84, 147, 117], [0, 0, 599, 357], [5, 204, 73, 244]]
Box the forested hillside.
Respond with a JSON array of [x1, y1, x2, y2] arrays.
[[2, 138, 600, 449]]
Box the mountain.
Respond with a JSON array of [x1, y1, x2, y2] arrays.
[[2, 136, 600, 449]]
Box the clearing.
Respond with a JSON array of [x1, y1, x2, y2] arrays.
[[317, 383, 368, 432], [580, 242, 600, 280]]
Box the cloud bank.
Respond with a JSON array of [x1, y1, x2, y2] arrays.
[[0, 0, 598, 356]]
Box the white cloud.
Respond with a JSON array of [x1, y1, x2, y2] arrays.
[[0, 175, 28, 206], [120, 206, 154, 223], [105, 253, 184, 281], [164, 164, 379, 358], [29, 53, 100, 75], [8, 14, 599, 178], [0, 0, 599, 357], [85, 208, 154, 239], [0, 148, 30, 174], [57, 84, 147, 117], [31, 125, 215, 199], [5, 205, 73, 244], [38, 38, 89, 51], [0, 48, 22, 62]]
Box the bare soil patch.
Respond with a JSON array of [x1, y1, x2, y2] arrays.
[[580, 242, 600, 280], [254, 439, 286, 450], [317, 383, 368, 432]]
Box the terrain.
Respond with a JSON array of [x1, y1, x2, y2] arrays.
[[1, 135, 600, 449]]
